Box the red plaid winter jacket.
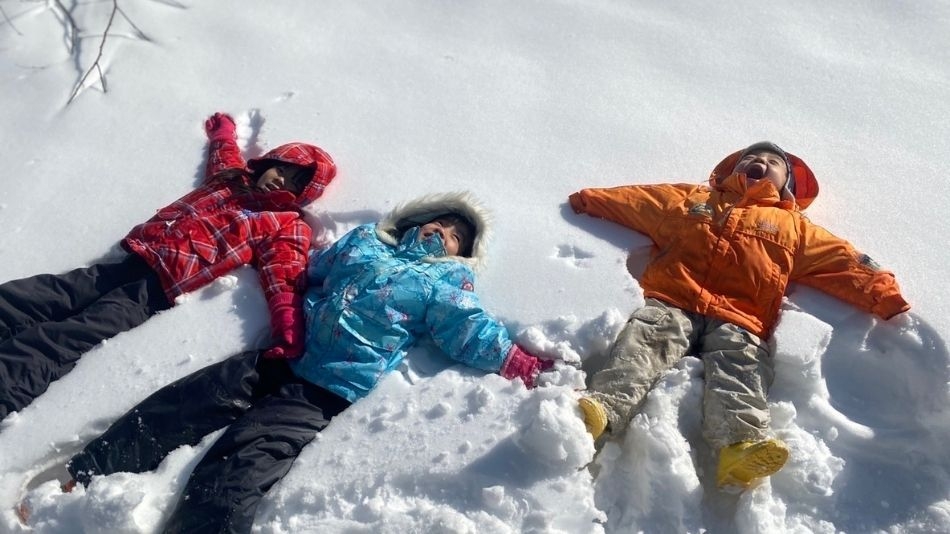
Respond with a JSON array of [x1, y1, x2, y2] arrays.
[[122, 136, 336, 316]]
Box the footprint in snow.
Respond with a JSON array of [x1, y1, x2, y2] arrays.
[[554, 244, 595, 268]]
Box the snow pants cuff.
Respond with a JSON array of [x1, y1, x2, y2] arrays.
[[66, 451, 103, 487]]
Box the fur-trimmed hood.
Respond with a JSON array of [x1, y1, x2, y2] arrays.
[[375, 191, 491, 272], [292, 192, 513, 402]]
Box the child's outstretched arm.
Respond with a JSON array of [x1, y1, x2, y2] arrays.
[[569, 184, 689, 237], [203, 112, 247, 181], [425, 274, 552, 388], [793, 222, 910, 320]]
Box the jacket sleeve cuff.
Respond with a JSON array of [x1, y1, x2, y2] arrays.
[[568, 191, 588, 214], [872, 292, 911, 320]]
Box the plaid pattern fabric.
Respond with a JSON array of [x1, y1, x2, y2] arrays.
[[123, 136, 335, 306], [247, 142, 336, 206]]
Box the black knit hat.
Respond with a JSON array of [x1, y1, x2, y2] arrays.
[[741, 141, 794, 193]]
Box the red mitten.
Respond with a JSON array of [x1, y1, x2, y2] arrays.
[[263, 293, 305, 359], [204, 112, 237, 142], [499, 345, 553, 388]]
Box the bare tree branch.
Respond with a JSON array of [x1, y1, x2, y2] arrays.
[[66, 0, 119, 105], [6, 0, 172, 105]]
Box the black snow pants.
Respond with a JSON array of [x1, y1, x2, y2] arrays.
[[0, 254, 170, 419], [66, 350, 351, 534]]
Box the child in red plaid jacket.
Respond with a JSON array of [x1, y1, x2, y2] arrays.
[[0, 112, 336, 421]]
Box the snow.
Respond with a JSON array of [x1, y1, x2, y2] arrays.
[[1, 0, 948, 532]]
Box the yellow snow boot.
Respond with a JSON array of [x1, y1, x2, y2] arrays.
[[578, 397, 608, 440], [717, 438, 789, 489]]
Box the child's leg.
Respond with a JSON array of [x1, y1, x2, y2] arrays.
[[161, 372, 350, 534], [0, 270, 170, 419], [588, 298, 698, 435], [0, 255, 153, 341], [699, 321, 774, 449], [66, 350, 265, 486]]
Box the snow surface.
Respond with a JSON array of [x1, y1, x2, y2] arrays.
[[1, 1, 949, 532]]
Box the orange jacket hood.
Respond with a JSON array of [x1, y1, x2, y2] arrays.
[[709, 147, 820, 209]]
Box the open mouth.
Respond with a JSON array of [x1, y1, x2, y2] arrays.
[[746, 164, 766, 180]]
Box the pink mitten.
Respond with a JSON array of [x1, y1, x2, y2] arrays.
[[263, 293, 305, 359], [204, 112, 237, 142], [499, 345, 553, 388]]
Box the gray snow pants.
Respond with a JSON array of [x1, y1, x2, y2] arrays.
[[588, 298, 774, 448]]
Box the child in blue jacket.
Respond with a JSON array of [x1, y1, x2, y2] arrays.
[[28, 192, 550, 533]]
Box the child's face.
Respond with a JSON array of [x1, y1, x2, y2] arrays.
[[420, 217, 472, 257], [256, 163, 310, 195], [733, 149, 789, 192]]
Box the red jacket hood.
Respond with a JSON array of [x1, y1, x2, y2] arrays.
[[248, 142, 337, 207], [709, 148, 819, 209]]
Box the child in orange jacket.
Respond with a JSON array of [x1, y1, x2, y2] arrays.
[[569, 142, 909, 489]]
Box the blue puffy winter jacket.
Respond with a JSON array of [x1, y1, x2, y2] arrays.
[[290, 193, 514, 402]]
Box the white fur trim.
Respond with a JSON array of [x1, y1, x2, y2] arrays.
[[375, 191, 492, 272]]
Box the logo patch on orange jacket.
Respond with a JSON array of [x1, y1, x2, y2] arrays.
[[859, 253, 881, 270], [688, 203, 713, 218], [755, 220, 780, 235]]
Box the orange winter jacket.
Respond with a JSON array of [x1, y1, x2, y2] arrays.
[[569, 173, 909, 338]]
